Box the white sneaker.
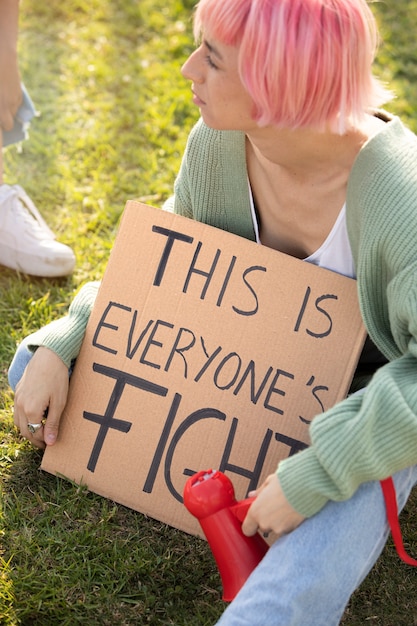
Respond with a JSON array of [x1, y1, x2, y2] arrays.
[[0, 184, 76, 277]]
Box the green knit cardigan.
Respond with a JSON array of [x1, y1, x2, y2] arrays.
[[26, 115, 417, 517]]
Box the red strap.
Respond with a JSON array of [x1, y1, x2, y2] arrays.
[[380, 477, 417, 566]]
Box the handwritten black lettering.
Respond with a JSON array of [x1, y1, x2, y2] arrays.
[[264, 369, 294, 414], [164, 327, 196, 378], [140, 319, 174, 369], [294, 286, 338, 338], [275, 432, 308, 456], [93, 301, 132, 355], [126, 314, 153, 360], [143, 392, 182, 493], [213, 352, 242, 390], [152, 226, 194, 286], [299, 375, 329, 423], [232, 266, 267, 316], [147, 408, 309, 501], [164, 407, 227, 502], [84, 363, 168, 472], [294, 286, 311, 333], [307, 294, 337, 338], [233, 362, 274, 405], [193, 337, 222, 382], [216, 255, 237, 307], [220, 418, 273, 494], [183, 240, 221, 299]]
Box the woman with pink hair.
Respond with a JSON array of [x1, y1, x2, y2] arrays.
[[9, 1, 417, 623]]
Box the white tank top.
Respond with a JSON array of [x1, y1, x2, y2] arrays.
[[248, 187, 356, 278]]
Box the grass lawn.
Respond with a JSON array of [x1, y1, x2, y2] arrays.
[[1, 0, 417, 624]]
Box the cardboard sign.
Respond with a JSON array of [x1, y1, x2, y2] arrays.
[[42, 201, 366, 536]]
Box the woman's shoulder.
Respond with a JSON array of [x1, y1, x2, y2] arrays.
[[347, 113, 417, 257], [355, 112, 417, 170], [183, 119, 248, 191], [348, 113, 417, 200]]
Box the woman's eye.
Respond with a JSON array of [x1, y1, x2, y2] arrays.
[[205, 55, 218, 70]]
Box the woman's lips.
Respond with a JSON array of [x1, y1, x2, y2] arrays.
[[192, 90, 206, 106]]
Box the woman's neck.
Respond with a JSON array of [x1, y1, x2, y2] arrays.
[[245, 115, 385, 183]]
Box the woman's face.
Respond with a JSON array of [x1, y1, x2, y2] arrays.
[[181, 35, 257, 131]]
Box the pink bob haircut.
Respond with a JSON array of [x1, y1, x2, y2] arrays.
[[193, 0, 392, 133]]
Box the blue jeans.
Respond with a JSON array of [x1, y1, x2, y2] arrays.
[[8, 341, 417, 625], [8, 336, 35, 390]]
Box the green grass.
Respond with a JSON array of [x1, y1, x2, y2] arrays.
[[1, 0, 417, 623]]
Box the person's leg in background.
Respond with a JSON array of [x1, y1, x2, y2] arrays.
[[0, 95, 76, 278]]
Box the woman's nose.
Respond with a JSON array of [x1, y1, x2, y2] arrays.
[[181, 48, 204, 83]]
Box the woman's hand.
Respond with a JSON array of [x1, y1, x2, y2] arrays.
[[242, 473, 305, 538], [13, 347, 69, 449]]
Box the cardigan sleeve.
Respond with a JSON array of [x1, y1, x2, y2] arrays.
[[278, 338, 417, 518], [26, 281, 100, 368]]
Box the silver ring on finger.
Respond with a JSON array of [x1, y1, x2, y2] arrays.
[[27, 420, 45, 435]]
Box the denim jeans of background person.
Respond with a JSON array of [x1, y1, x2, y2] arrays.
[[0, 0, 75, 277]]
